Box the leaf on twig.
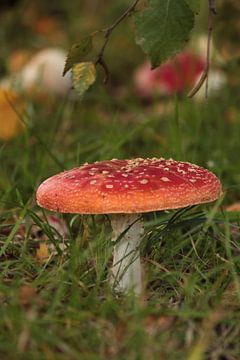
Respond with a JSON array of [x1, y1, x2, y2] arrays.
[[134, 0, 195, 69], [63, 36, 93, 76], [71, 62, 97, 98]]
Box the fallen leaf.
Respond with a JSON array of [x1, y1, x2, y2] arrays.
[[226, 202, 240, 212], [144, 315, 175, 336], [19, 284, 39, 308], [0, 89, 25, 141], [36, 242, 50, 263]]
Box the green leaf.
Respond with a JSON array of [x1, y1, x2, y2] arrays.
[[134, 0, 195, 69], [71, 62, 96, 98], [185, 0, 200, 13], [63, 36, 93, 76]]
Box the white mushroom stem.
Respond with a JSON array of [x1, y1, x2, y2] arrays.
[[110, 214, 144, 294]]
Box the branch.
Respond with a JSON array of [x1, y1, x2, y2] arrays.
[[188, 0, 217, 99], [95, 0, 140, 83]]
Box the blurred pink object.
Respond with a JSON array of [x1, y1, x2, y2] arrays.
[[134, 52, 205, 98]]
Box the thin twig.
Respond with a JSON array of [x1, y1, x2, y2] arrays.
[[98, 58, 109, 84], [188, 0, 217, 98], [205, 0, 216, 98], [95, 0, 140, 82]]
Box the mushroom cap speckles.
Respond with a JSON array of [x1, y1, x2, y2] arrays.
[[36, 158, 222, 214]]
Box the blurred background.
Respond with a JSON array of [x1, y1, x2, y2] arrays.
[[0, 0, 240, 205]]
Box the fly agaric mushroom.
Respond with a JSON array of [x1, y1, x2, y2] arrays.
[[134, 52, 205, 98], [36, 158, 222, 294], [1, 48, 71, 97], [17, 48, 72, 96]]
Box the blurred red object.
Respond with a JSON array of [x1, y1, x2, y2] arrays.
[[134, 52, 205, 98]]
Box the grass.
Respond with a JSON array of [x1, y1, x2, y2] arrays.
[[0, 88, 240, 360], [1, 2, 240, 358]]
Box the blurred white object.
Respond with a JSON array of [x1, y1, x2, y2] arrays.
[[194, 70, 227, 101], [1, 48, 72, 96], [46, 214, 69, 239], [19, 48, 71, 96], [191, 34, 224, 64]]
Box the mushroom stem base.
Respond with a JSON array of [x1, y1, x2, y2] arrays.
[[110, 214, 144, 294]]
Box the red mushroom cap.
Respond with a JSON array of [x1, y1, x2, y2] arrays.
[[36, 158, 222, 214]]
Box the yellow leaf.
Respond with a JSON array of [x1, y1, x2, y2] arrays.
[[36, 242, 49, 263], [0, 89, 25, 141], [71, 62, 96, 98]]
